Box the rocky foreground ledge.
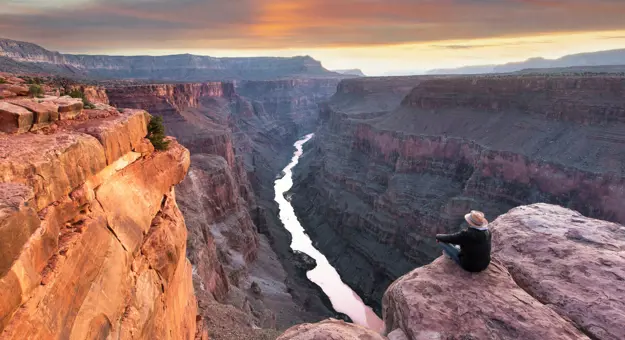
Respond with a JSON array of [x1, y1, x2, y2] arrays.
[[0, 75, 197, 339], [280, 204, 625, 340]]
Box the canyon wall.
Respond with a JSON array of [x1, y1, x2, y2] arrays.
[[290, 75, 625, 312], [106, 79, 341, 337], [0, 78, 198, 339], [0, 38, 347, 81]]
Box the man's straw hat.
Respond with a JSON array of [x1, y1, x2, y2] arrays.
[[465, 210, 488, 227]]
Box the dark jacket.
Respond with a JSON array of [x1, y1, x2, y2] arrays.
[[436, 228, 492, 272]]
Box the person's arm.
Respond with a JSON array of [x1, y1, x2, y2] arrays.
[[436, 230, 468, 245]]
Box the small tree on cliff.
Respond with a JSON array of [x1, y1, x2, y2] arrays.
[[147, 116, 170, 151], [29, 84, 44, 98]]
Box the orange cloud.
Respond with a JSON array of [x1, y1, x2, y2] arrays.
[[2, 0, 625, 51]]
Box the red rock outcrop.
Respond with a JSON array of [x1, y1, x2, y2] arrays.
[[0, 78, 85, 132], [382, 204, 625, 340], [0, 83, 198, 339], [491, 204, 625, 340], [290, 75, 625, 312], [0, 101, 35, 133], [80, 85, 109, 105], [383, 257, 587, 340], [5, 97, 60, 130]]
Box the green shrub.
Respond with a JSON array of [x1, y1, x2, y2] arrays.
[[147, 116, 170, 151], [0, 78, 6, 84], [29, 84, 45, 98], [66, 89, 84, 99], [20, 76, 43, 85], [67, 89, 95, 109]]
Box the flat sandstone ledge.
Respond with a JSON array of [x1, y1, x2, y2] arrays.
[[0, 109, 152, 211]]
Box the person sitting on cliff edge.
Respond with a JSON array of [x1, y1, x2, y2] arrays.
[[436, 210, 491, 272]]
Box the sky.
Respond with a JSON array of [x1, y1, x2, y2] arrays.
[[2, 0, 625, 75]]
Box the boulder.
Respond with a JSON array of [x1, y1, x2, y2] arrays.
[[491, 204, 625, 340], [277, 319, 386, 340], [382, 257, 588, 340], [6, 98, 59, 129], [0, 84, 29, 97], [0, 102, 33, 133], [41, 96, 83, 120]]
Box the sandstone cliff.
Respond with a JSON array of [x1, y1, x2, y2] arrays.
[[106, 79, 341, 337], [0, 76, 198, 339], [280, 204, 625, 340], [0, 38, 344, 81], [290, 75, 625, 312]]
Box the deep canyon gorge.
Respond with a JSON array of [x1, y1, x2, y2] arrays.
[[0, 37, 624, 340], [289, 75, 625, 313]]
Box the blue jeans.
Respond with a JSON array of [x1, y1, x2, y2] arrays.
[[439, 242, 461, 265]]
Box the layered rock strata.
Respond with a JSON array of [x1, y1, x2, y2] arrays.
[[0, 83, 197, 339], [290, 75, 625, 312], [281, 204, 625, 340]]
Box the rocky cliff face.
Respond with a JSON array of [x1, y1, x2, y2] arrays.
[[0, 76, 198, 339], [106, 78, 341, 337], [280, 203, 625, 340], [290, 75, 625, 312], [0, 38, 343, 81]]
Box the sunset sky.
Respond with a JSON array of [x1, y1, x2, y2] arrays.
[[2, 0, 625, 75]]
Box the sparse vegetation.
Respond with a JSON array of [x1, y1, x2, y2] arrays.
[[29, 84, 45, 98], [147, 116, 170, 151], [66, 88, 96, 109], [0, 77, 6, 84], [20, 76, 44, 85]]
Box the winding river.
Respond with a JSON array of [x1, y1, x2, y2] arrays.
[[274, 133, 384, 332]]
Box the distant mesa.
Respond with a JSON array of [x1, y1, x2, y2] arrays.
[[0, 38, 348, 81], [332, 69, 366, 77], [426, 48, 625, 75]]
